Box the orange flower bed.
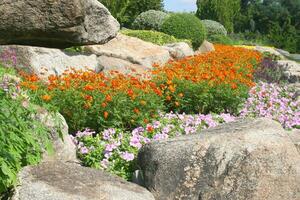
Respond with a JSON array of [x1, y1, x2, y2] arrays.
[[19, 45, 262, 132], [153, 44, 262, 88]]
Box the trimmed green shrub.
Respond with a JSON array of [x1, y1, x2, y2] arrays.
[[196, 0, 240, 33], [161, 13, 206, 49], [121, 29, 192, 47], [202, 20, 227, 36], [132, 10, 169, 31]]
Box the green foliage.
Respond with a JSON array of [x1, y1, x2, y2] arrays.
[[0, 71, 52, 195], [201, 20, 227, 36], [267, 22, 299, 53], [207, 34, 235, 45], [99, 0, 164, 27], [98, 0, 130, 26], [161, 13, 206, 49], [121, 29, 192, 46], [234, 0, 300, 53], [64, 46, 84, 53], [196, 0, 240, 33], [132, 10, 169, 31], [75, 128, 137, 180]]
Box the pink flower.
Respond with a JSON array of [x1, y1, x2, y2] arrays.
[[120, 152, 135, 161]]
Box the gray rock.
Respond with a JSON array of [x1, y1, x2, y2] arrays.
[[255, 46, 285, 59], [195, 40, 215, 55], [84, 33, 171, 72], [288, 54, 300, 62], [164, 42, 194, 59], [277, 60, 300, 83], [276, 48, 290, 57], [0, 45, 101, 80], [138, 118, 300, 200], [0, 0, 119, 48], [288, 129, 300, 154], [97, 55, 152, 77], [12, 161, 155, 200], [33, 108, 77, 162]]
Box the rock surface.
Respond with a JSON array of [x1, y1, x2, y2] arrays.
[[34, 108, 77, 162], [164, 42, 194, 59], [277, 60, 300, 83], [12, 161, 155, 200], [97, 55, 151, 77], [255, 46, 285, 59], [138, 118, 300, 200], [0, 0, 119, 48], [0, 45, 100, 80], [85, 34, 171, 72], [288, 129, 300, 154], [195, 40, 215, 55]]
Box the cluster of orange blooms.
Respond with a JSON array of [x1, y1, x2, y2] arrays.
[[153, 44, 262, 89], [19, 45, 262, 124]]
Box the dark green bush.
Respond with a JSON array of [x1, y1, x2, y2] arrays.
[[161, 13, 206, 49], [121, 29, 192, 46], [132, 10, 169, 31]]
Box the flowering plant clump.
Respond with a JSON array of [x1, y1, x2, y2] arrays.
[[20, 69, 165, 133], [254, 57, 289, 83], [19, 45, 262, 133], [72, 112, 236, 180], [0, 66, 52, 195], [241, 82, 300, 129], [153, 44, 262, 114]]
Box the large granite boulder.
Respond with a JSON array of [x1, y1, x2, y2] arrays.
[[0, 0, 119, 48], [33, 108, 77, 162], [0, 45, 101, 80], [12, 161, 155, 200], [255, 46, 285, 59], [138, 118, 300, 200], [85, 34, 171, 73], [288, 129, 300, 154], [163, 42, 194, 60], [277, 60, 300, 83], [195, 40, 215, 55]]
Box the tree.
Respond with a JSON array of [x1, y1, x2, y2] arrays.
[[196, 0, 240, 33], [99, 0, 130, 26], [99, 0, 164, 27]]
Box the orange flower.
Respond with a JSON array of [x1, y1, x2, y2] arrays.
[[178, 93, 184, 97], [231, 83, 238, 90], [134, 108, 140, 114], [41, 94, 51, 101], [84, 95, 93, 101], [104, 111, 109, 119], [166, 95, 172, 101], [83, 84, 94, 91], [29, 84, 38, 91], [147, 125, 154, 132], [175, 101, 180, 107], [101, 102, 107, 108], [105, 95, 112, 102]]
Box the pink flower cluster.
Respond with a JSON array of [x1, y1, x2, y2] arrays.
[[241, 82, 300, 129]]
